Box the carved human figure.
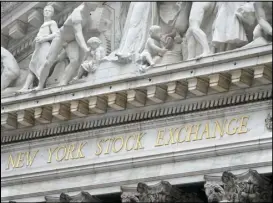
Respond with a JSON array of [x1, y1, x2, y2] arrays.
[[137, 182, 154, 202], [238, 2, 272, 48], [19, 5, 58, 92], [157, 2, 191, 54], [73, 37, 105, 80], [222, 171, 239, 202], [253, 2, 272, 38], [212, 2, 249, 53], [158, 2, 191, 37], [106, 2, 157, 63], [186, 2, 216, 59], [35, 2, 102, 90], [1, 47, 20, 91], [138, 25, 168, 73]]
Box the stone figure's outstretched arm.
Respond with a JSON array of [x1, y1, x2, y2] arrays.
[[73, 23, 89, 53], [254, 2, 272, 35]]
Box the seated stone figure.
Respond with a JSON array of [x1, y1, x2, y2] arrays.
[[1, 47, 20, 91], [73, 37, 106, 81], [138, 25, 168, 73]]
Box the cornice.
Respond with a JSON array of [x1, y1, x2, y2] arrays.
[[2, 44, 272, 104], [1, 2, 24, 19], [1, 44, 272, 135], [1, 85, 272, 145]]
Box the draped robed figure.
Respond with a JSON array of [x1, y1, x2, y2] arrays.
[[106, 2, 159, 63]]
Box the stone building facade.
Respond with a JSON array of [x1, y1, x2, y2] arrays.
[[1, 2, 272, 202]]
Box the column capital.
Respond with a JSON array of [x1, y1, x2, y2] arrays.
[[204, 169, 272, 203]]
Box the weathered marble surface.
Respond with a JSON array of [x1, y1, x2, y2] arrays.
[[1, 102, 272, 201], [19, 4, 58, 92], [1, 2, 272, 94], [204, 170, 272, 203], [1, 47, 28, 95]]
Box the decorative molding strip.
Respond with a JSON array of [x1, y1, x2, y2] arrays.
[[1, 86, 272, 144]]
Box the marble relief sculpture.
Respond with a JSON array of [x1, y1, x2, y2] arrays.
[[138, 25, 168, 72], [212, 2, 249, 52], [73, 37, 106, 80], [157, 2, 191, 38], [253, 2, 272, 38], [186, 2, 216, 59], [156, 2, 191, 64], [106, 2, 156, 64], [4, 1, 272, 92], [19, 5, 58, 92], [34, 2, 102, 90], [1, 47, 20, 91], [240, 2, 272, 48]]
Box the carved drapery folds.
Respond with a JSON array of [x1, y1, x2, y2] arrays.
[[121, 180, 202, 202], [204, 169, 272, 203], [1, 2, 272, 92], [45, 191, 101, 203]]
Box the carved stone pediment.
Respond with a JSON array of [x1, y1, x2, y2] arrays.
[[204, 169, 272, 203], [45, 191, 101, 203], [121, 180, 203, 202]]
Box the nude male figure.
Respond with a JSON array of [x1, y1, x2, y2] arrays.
[[185, 2, 216, 60], [35, 2, 102, 90]]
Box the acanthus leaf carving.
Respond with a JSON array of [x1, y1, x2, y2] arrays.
[[204, 169, 272, 203], [45, 191, 101, 203], [121, 180, 203, 203]]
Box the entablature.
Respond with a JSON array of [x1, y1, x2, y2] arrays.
[[1, 44, 272, 133]]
